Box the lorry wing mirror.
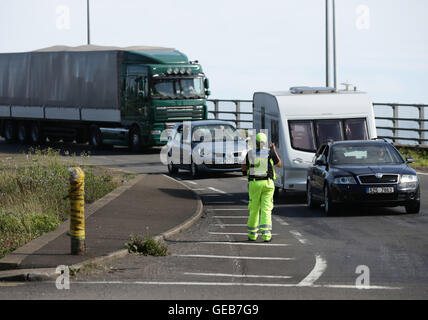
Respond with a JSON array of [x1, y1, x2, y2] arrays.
[[204, 78, 210, 89]]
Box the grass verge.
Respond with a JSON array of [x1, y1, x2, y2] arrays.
[[125, 235, 169, 256], [396, 147, 428, 168], [0, 148, 134, 259]]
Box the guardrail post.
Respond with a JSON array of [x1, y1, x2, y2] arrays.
[[213, 100, 219, 120], [419, 105, 425, 146], [68, 167, 86, 255], [235, 100, 241, 129], [392, 104, 398, 143]]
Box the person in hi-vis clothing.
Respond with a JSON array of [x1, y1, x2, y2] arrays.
[[242, 132, 282, 242]]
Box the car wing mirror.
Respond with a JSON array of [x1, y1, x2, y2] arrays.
[[406, 157, 415, 164], [315, 156, 327, 166]]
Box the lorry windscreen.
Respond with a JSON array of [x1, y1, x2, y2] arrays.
[[151, 77, 204, 99]]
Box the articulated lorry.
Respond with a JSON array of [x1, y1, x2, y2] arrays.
[[0, 45, 210, 151]]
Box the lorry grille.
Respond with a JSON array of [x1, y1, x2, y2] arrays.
[[155, 106, 204, 121]]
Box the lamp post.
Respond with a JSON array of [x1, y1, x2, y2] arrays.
[[325, 0, 337, 89], [87, 0, 90, 45]]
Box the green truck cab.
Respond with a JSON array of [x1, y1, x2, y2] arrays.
[[0, 45, 210, 152], [120, 49, 210, 151]]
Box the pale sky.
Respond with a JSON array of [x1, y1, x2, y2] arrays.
[[0, 0, 427, 104]]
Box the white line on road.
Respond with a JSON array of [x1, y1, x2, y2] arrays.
[[416, 171, 428, 176], [212, 216, 248, 218], [208, 187, 227, 194], [191, 188, 206, 191], [183, 180, 197, 185], [183, 272, 292, 279], [297, 254, 327, 287], [211, 208, 248, 211], [209, 232, 279, 236], [273, 216, 289, 226], [67, 281, 401, 290], [289, 230, 308, 244], [197, 241, 290, 247], [174, 254, 294, 261], [213, 224, 247, 227]]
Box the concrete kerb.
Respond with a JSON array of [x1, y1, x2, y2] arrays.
[[0, 173, 204, 282]]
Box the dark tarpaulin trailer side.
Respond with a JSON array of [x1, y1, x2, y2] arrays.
[[0, 50, 122, 109]]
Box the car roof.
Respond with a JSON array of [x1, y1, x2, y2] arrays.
[[329, 140, 391, 147]]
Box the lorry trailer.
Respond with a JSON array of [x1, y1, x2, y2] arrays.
[[0, 45, 210, 151]]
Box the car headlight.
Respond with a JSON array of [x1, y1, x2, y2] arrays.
[[333, 176, 357, 185], [398, 174, 418, 191]]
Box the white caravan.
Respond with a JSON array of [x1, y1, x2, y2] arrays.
[[253, 87, 377, 192]]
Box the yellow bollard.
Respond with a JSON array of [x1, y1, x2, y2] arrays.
[[68, 167, 85, 255]]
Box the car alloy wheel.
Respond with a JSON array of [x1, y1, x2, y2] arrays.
[[168, 162, 178, 175]]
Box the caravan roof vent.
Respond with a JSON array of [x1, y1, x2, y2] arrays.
[[290, 87, 336, 94]]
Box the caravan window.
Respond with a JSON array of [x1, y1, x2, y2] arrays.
[[315, 120, 344, 145], [289, 121, 316, 152], [344, 119, 368, 140]]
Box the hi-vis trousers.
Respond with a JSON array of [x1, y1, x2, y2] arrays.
[[247, 178, 275, 241]]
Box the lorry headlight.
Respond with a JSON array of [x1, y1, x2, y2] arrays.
[[333, 176, 357, 185], [398, 174, 418, 191]]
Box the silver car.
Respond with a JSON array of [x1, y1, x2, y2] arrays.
[[166, 120, 249, 178]]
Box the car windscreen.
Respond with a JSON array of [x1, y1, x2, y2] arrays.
[[191, 124, 241, 142], [330, 144, 404, 165]]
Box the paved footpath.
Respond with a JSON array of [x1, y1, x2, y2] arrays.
[[0, 173, 201, 275]]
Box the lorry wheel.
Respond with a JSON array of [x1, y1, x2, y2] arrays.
[[17, 122, 29, 144], [4, 120, 17, 143], [90, 126, 103, 149], [30, 122, 44, 145], [129, 127, 142, 153]]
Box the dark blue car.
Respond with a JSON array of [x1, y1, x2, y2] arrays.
[[306, 140, 420, 215]]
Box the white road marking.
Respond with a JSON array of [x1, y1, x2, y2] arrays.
[[416, 171, 428, 176], [174, 254, 294, 261], [211, 208, 248, 211], [209, 232, 279, 236], [191, 188, 206, 191], [316, 284, 401, 290], [208, 187, 227, 194], [297, 254, 327, 287], [289, 230, 308, 244], [197, 241, 290, 247], [68, 281, 401, 290], [213, 224, 247, 227], [183, 272, 292, 279], [273, 216, 289, 226], [212, 216, 248, 218], [183, 180, 197, 185]]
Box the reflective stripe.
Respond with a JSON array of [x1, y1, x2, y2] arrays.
[[248, 231, 258, 235], [261, 230, 271, 235], [259, 224, 272, 229], [247, 227, 258, 231]]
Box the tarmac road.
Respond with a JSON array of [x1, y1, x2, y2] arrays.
[[1, 140, 428, 299]]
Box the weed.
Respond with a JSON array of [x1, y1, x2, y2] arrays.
[[125, 235, 169, 256]]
